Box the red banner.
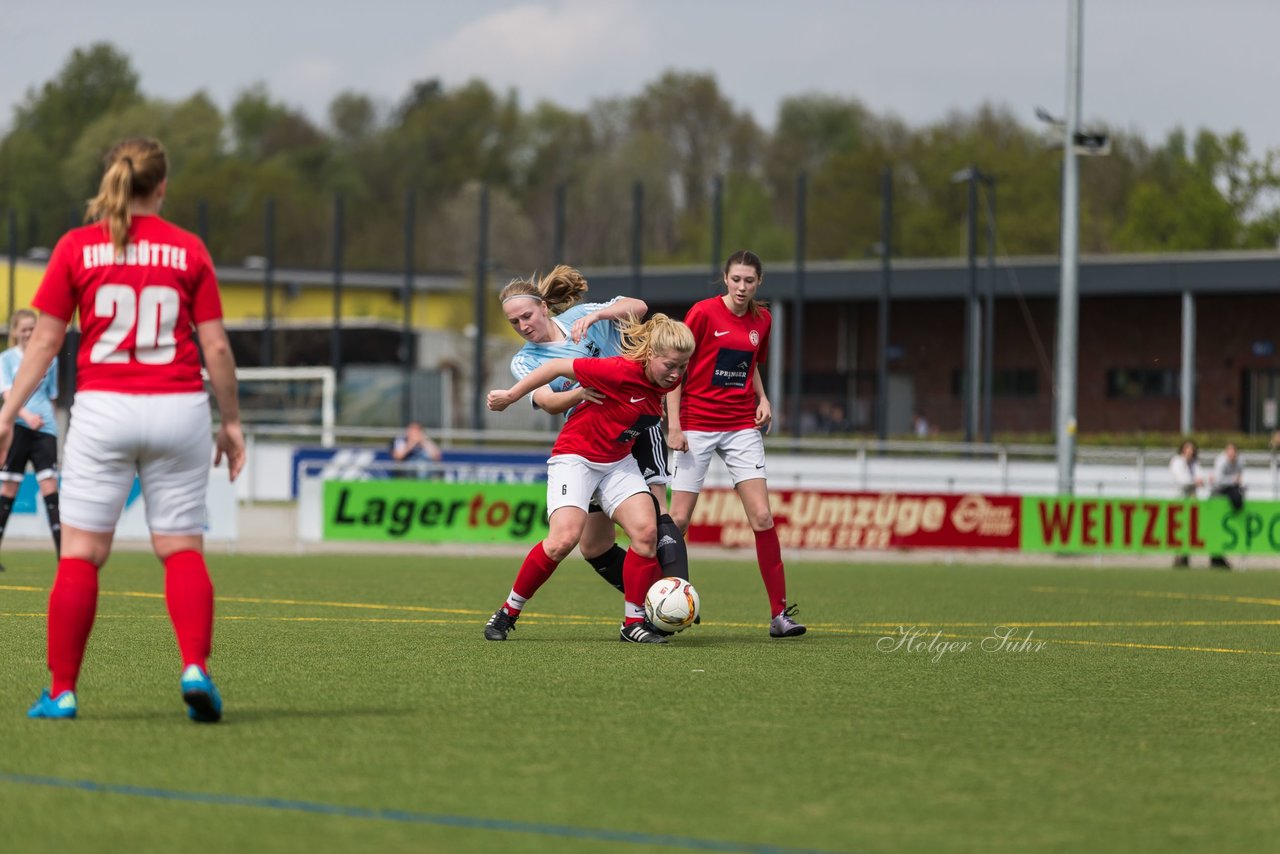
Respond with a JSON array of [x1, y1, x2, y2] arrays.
[[686, 489, 1021, 550]]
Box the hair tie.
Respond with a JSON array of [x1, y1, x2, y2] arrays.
[[121, 156, 135, 170]]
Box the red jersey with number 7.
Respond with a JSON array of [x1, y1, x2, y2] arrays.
[[34, 215, 223, 394], [552, 356, 672, 463], [679, 296, 771, 431]]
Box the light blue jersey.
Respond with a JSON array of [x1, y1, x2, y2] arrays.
[[508, 297, 627, 410], [0, 345, 57, 436]]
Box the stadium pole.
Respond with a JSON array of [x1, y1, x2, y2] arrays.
[[197, 200, 209, 247], [262, 197, 275, 367], [1181, 291, 1195, 433], [401, 189, 414, 427], [790, 172, 807, 442], [552, 183, 566, 266], [965, 169, 979, 443], [1055, 0, 1083, 494], [876, 167, 892, 442], [983, 176, 997, 444], [331, 193, 344, 379], [473, 185, 490, 432], [7, 209, 16, 320], [710, 174, 723, 293], [631, 181, 644, 302]]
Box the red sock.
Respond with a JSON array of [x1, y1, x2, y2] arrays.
[[48, 558, 99, 696], [622, 548, 659, 625], [754, 527, 788, 617], [164, 550, 214, 670], [505, 542, 561, 614]]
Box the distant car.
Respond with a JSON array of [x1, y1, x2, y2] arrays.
[[244, 255, 267, 270], [26, 247, 51, 261]]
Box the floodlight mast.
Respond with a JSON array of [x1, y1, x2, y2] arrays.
[[1055, 0, 1084, 495]]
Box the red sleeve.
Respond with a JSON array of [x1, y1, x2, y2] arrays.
[[188, 242, 223, 323], [571, 357, 608, 390], [32, 236, 78, 322], [684, 301, 707, 341]]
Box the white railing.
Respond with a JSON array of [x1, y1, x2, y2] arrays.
[[238, 425, 1280, 504]]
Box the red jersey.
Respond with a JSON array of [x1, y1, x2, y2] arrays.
[[35, 215, 223, 394], [679, 296, 771, 431], [552, 356, 671, 463]]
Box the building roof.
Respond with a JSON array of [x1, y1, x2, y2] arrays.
[[212, 249, 1280, 304]]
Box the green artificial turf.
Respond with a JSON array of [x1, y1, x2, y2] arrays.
[[1, 550, 1278, 853]]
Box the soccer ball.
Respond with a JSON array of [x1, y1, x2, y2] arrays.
[[644, 577, 700, 634]]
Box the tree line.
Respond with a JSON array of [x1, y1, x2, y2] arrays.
[[2, 43, 1278, 275]]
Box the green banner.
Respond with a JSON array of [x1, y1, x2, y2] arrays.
[[323, 480, 548, 543], [1021, 495, 1280, 554]]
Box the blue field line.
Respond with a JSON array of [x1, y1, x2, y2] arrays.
[[0, 772, 852, 854]]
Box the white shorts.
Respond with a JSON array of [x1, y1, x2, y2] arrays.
[[547, 454, 649, 519], [671, 428, 768, 493], [61, 391, 213, 535]]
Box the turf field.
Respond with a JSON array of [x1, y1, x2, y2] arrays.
[[2, 550, 1279, 853]]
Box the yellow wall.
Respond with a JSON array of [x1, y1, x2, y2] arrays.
[[4, 262, 43, 317], [4, 262, 517, 337]]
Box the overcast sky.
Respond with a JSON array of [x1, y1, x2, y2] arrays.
[[4, 0, 1278, 154]]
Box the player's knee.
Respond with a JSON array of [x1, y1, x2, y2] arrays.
[[669, 510, 691, 533], [747, 509, 775, 531], [578, 531, 614, 560], [628, 522, 657, 556], [542, 535, 578, 563]]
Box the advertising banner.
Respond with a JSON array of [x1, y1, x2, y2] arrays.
[[292, 447, 549, 497], [4, 471, 237, 542], [685, 489, 1021, 550], [322, 480, 548, 543], [1022, 495, 1279, 554]]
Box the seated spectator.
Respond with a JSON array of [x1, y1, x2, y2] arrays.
[[390, 421, 442, 478]]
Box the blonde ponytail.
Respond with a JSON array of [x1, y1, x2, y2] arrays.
[[84, 138, 168, 255], [617, 313, 695, 362], [537, 265, 589, 315]]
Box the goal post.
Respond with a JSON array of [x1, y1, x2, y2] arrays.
[[205, 366, 337, 446]]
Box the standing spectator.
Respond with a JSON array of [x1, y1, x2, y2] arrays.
[[389, 421, 442, 478], [0, 309, 62, 569], [1210, 442, 1245, 569], [666, 250, 806, 638], [2, 137, 245, 722], [1168, 439, 1205, 568]]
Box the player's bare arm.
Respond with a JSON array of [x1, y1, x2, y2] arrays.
[[666, 380, 688, 452], [489, 358, 578, 411], [535, 385, 606, 415], [752, 367, 772, 431], [570, 297, 647, 343], [0, 313, 65, 462], [0, 392, 46, 431], [197, 319, 246, 482]]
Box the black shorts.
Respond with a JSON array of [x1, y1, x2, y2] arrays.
[[588, 423, 670, 513], [1, 424, 58, 482]]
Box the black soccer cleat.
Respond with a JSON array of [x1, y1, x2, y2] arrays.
[[484, 607, 519, 641], [619, 621, 668, 644]]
